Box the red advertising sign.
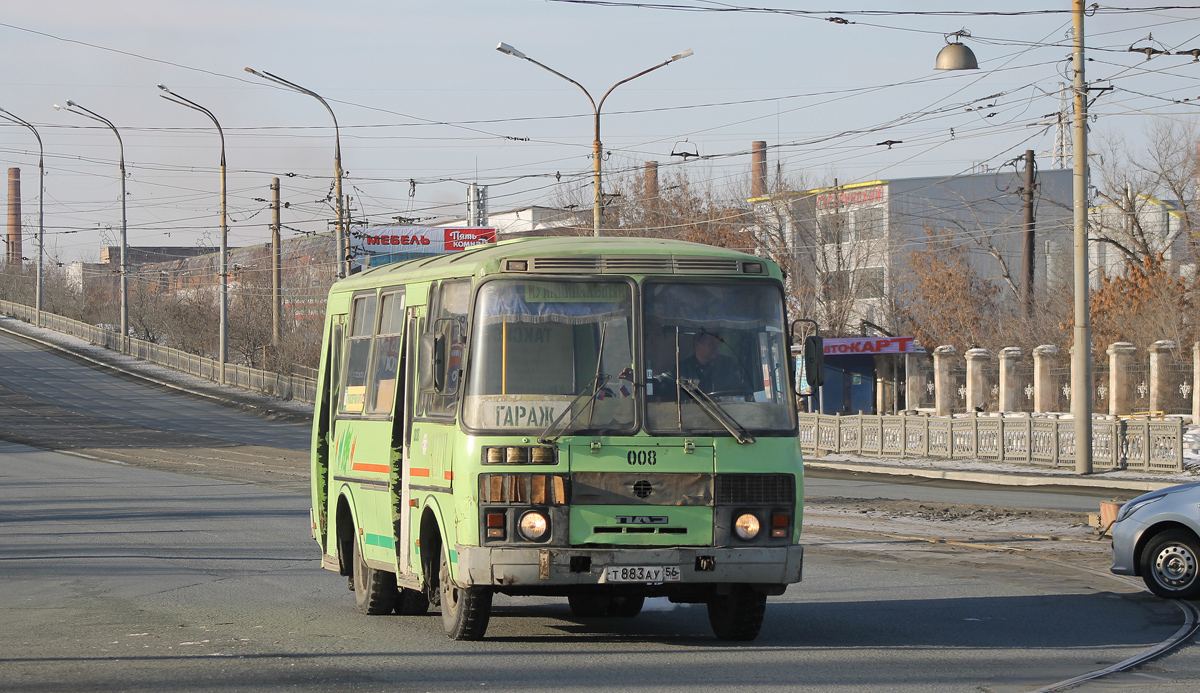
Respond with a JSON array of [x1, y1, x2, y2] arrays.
[[815, 186, 884, 209], [823, 336, 916, 355], [350, 226, 496, 254]]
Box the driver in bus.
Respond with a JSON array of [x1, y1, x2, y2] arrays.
[[678, 331, 752, 396]]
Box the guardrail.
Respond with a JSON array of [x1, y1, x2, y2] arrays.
[[0, 300, 317, 404], [799, 412, 1185, 473]]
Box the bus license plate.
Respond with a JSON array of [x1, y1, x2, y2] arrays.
[[604, 565, 681, 583]]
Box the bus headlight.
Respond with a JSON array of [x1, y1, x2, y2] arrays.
[[519, 511, 549, 541], [734, 513, 761, 540]]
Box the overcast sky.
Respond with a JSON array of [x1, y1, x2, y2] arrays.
[[2, 1, 1198, 264]]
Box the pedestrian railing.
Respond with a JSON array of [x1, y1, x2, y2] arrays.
[[799, 412, 1185, 473], [0, 300, 317, 404]]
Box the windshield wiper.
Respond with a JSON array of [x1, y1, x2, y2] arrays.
[[677, 378, 756, 445], [537, 372, 610, 444]]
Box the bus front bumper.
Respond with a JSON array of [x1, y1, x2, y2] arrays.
[[453, 544, 803, 588]]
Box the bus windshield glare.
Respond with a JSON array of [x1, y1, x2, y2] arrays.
[[463, 279, 637, 434]]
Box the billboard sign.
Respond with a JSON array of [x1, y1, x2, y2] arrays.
[[822, 336, 916, 355], [349, 226, 496, 256]]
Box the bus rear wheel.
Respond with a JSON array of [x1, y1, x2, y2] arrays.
[[439, 551, 491, 640], [707, 586, 766, 641], [352, 537, 396, 615]]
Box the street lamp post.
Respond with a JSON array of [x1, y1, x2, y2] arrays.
[[158, 84, 229, 385], [496, 43, 693, 237], [244, 68, 347, 278], [0, 108, 45, 329], [934, 8, 1092, 474], [55, 101, 127, 348], [1070, 0, 1093, 474]]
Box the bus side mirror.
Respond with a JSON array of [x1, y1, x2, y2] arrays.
[[418, 332, 445, 393], [804, 335, 824, 389]]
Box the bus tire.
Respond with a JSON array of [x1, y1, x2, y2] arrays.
[[439, 550, 491, 640], [353, 537, 397, 615], [395, 587, 429, 615], [707, 586, 766, 641]]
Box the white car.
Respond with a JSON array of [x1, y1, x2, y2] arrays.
[[1110, 482, 1200, 599]]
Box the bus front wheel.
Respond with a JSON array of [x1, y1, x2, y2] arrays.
[[439, 551, 492, 640], [707, 586, 766, 641], [353, 537, 397, 615]]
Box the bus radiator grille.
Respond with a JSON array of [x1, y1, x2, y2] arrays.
[[714, 474, 795, 505]]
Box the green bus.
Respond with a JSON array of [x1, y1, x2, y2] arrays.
[[310, 236, 816, 641]]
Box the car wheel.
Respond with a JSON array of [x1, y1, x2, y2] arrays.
[[1140, 529, 1200, 600], [353, 537, 397, 615], [439, 550, 491, 640]]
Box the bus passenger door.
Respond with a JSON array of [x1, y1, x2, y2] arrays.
[[395, 306, 422, 575], [320, 315, 345, 555]]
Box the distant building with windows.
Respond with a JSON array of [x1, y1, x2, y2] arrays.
[[749, 169, 1075, 331], [441, 205, 583, 236]]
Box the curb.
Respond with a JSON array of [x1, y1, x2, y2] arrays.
[[805, 460, 1179, 493], [0, 318, 312, 423]]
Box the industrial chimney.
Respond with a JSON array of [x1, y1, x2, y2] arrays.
[[7, 168, 20, 267], [751, 141, 768, 199], [644, 161, 659, 202]]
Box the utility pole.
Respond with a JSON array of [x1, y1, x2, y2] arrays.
[[1020, 149, 1036, 320], [271, 178, 282, 347], [1071, 0, 1093, 474]]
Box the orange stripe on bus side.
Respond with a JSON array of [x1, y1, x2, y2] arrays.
[[409, 468, 431, 477], [351, 463, 389, 474], [444, 471, 454, 481]]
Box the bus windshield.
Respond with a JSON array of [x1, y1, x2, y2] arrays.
[[643, 281, 794, 435], [463, 279, 636, 434]]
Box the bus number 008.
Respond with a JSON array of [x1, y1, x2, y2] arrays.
[[626, 450, 657, 465]]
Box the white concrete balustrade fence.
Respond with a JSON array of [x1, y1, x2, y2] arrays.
[[0, 300, 317, 404], [799, 412, 1185, 473]]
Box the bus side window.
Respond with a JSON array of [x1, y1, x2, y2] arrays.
[[341, 293, 376, 414], [328, 318, 344, 421], [420, 279, 470, 418], [365, 291, 405, 415]]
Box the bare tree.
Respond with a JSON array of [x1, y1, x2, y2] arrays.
[[1090, 120, 1199, 271]]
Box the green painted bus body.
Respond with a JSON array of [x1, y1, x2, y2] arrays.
[[310, 236, 804, 599]]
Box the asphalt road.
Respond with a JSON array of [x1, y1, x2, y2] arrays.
[[1, 440, 1192, 693], [1, 326, 1198, 690], [0, 330, 310, 450]]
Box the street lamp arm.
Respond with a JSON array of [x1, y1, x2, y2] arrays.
[[597, 49, 692, 114], [0, 108, 43, 150], [597, 59, 670, 114], [244, 67, 341, 134], [58, 102, 124, 154], [245, 66, 347, 278], [158, 87, 225, 166], [518, 56, 597, 113]]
